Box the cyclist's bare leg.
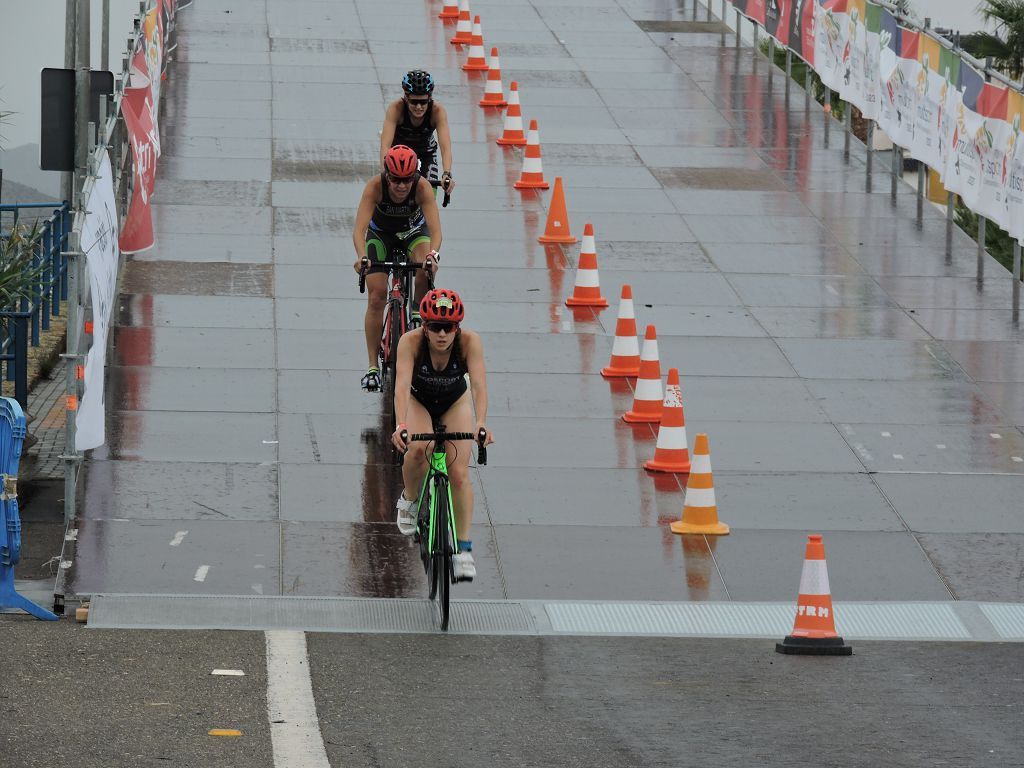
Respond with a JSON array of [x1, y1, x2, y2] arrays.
[[409, 240, 437, 307], [400, 396, 434, 504], [441, 393, 475, 541], [364, 272, 387, 369]]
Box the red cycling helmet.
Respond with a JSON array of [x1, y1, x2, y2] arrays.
[[384, 144, 420, 177], [420, 288, 465, 323]]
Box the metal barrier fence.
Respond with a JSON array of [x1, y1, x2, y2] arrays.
[[722, 0, 1024, 317], [0, 202, 72, 408]]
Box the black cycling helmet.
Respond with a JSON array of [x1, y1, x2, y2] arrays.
[[402, 70, 435, 96]]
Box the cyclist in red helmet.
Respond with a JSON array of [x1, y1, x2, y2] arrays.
[[391, 288, 494, 581], [353, 144, 442, 391], [381, 70, 455, 196]]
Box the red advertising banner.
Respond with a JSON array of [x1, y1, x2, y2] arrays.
[[118, 69, 158, 253]]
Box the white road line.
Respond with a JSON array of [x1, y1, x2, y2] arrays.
[[169, 531, 188, 547], [193, 565, 210, 582], [991, 433, 1002, 439], [266, 631, 331, 768]]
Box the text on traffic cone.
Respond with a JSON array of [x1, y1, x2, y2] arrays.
[[776, 535, 852, 655], [644, 368, 691, 473]]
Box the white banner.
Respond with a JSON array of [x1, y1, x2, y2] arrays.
[[75, 152, 119, 451], [1006, 116, 1024, 243]]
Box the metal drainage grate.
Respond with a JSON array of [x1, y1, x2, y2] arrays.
[[979, 603, 1024, 640], [88, 594, 537, 635]]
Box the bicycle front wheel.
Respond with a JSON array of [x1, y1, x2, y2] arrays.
[[434, 480, 452, 631]]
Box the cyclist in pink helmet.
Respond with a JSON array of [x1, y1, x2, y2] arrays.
[[391, 288, 494, 581]]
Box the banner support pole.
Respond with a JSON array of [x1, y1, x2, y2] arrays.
[[916, 161, 925, 228], [866, 121, 874, 190], [1012, 241, 1021, 321], [844, 104, 852, 161], [978, 215, 987, 282]]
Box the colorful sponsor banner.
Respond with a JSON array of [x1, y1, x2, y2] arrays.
[[1005, 92, 1024, 241], [76, 152, 119, 451]]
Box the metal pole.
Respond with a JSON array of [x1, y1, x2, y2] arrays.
[[916, 161, 925, 228], [891, 145, 899, 202], [73, 0, 91, 208], [768, 37, 774, 84], [844, 103, 852, 160], [101, 0, 110, 72], [805, 66, 811, 111], [736, 9, 741, 47], [707, 0, 712, 21], [824, 86, 831, 147], [866, 121, 874, 191], [785, 48, 792, 105], [945, 191, 954, 258], [62, 0, 76, 206], [1012, 240, 1021, 320]]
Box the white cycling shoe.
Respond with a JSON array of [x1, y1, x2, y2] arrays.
[[453, 551, 476, 582], [396, 493, 417, 535]]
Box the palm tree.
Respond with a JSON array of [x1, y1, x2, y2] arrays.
[[963, 0, 1024, 79]]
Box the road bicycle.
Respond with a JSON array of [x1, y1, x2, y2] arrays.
[[400, 425, 488, 631]]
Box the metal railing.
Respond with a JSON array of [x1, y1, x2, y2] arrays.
[[0, 202, 72, 408]]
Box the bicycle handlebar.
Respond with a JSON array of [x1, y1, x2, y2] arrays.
[[357, 257, 436, 292], [398, 428, 488, 465], [428, 178, 452, 208], [358, 259, 368, 293]]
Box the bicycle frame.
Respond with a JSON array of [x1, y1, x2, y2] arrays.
[[417, 448, 457, 557]]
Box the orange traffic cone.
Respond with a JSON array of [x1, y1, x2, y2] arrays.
[[496, 81, 527, 145], [670, 433, 729, 534], [513, 120, 549, 189], [565, 223, 608, 306], [601, 285, 640, 377], [479, 47, 507, 107], [450, 0, 472, 44], [439, 0, 459, 19], [539, 177, 577, 244], [644, 368, 691, 473], [462, 17, 489, 71], [623, 325, 662, 423], [776, 535, 853, 656]]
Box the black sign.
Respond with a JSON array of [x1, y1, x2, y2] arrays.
[[39, 68, 114, 172]]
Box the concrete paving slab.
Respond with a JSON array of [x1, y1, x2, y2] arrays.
[[804, 379, 1006, 426], [153, 180, 271, 207], [278, 412, 401, 465], [482, 332, 612, 374], [701, 241, 862, 274], [484, 372, 636, 417], [161, 116, 272, 139], [113, 327, 274, 369], [68, 519, 281, 597], [835, 423, 1024, 474], [665, 188, 812, 217], [598, 240, 715, 271], [592, 272, 742, 306], [117, 294, 274, 330], [916, 533, 1024, 601], [943, 341, 1024, 382], [495, 524, 729, 600], [677, 376, 827, 423], [150, 203, 272, 237], [108, 367, 276, 413], [653, 336, 798, 377], [712, 530, 951, 600], [873, 473, 1024, 534], [685, 214, 834, 244], [776, 339, 970, 380], [601, 305, 766, 337], [750, 306, 930, 340], [678, 421, 863, 473], [160, 135, 272, 160], [132, 233, 273, 263], [275, 329, 368, 371], [727, 274, 895, 308], [906, 309, 1024, 342], [161, 156, 272, 182], [852, 245, 1005, 278], [80, 461, 278, 521], [103, 412, 278, 464], [977, 382, 1024, 425]]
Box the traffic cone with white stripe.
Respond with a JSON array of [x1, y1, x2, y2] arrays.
[[513, 120, 549, 189], [450, 0, 472, 44], [776, 535, 852, 656], [540, 177, 577, 245], [601, 285, 640, 378], [439, 0, 459, 20], [623, 325, 662, 423], [479, 48, 507, 107], [670, 433, 729, 535], [462, 17, 489, 71], [644, 368, 690, 473], [496, 82, 527, 145], [565, 223, 608, 306]]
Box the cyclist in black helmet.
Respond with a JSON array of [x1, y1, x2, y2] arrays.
[[381, 70, 455, 197]]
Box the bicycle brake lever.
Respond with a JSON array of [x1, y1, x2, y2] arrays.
[[477, 428, 488, 466]]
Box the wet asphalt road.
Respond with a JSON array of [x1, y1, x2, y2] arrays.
[[4, 0, 1024, 764], [2, 618, 1023, 767]]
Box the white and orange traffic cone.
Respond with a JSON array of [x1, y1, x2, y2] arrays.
[[479, 47, 507, 107], [644, 368, 690, 473], [623, 325, 662, 423], [776, 535, 853, 656], [540, 177, 577, 245], [513, 120, 549, 189], [601, 285, 640, 378], [438, 0, 459, 20], [450, 0, 472, 44], [462, 16, 489, 71], [670, 433, 729, 534], [565, 223, 609, 306], [496, 81, 527, 145]]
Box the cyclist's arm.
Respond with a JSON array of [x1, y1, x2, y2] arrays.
[[393, 331, 417, 427], [433, 103, 454, 178], [352, 178, 379, 270], [380, 101, 400, 167], [417, 179, 442, 253], [463, 330, 492, 443]]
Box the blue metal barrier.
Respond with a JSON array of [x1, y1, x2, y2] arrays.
[[0, 202, 71, 409], [0, 396, 57, 619]]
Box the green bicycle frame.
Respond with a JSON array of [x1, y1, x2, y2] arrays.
[[418, 448, 458, 554]]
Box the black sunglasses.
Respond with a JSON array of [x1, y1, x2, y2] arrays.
[[387, 172, 416, 184], [424, 321, 458, 333], [406, 97, 431, 106]]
